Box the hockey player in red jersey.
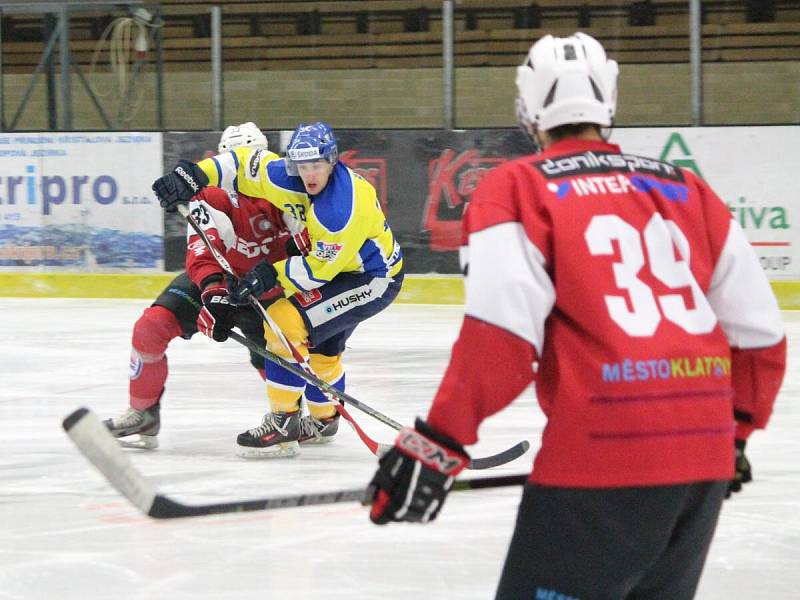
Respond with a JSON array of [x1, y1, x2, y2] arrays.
[[104, 123, 299, 449], [367, 33, 786, 599]]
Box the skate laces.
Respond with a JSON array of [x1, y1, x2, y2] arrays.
[[115, 407, 144, 427], [249, 413, 290, 437], [299, 415, 323, 439]]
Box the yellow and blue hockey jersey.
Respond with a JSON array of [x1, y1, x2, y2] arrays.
[[198, 147, 403, 295]]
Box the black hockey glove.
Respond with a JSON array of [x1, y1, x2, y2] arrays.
[[152, 160, 209, 212], [368, 418, 469, 525], [229, 260, 279, 306], [726, 438, 752, 498], [197, 280, 236, 342]]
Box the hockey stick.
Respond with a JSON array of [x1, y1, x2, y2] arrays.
[[178, 203, 530, 470], [64, 407, 528, 519], [228, 331, 530, 470]]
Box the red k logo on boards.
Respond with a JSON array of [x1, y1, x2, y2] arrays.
[[340, 150, 389, 214], [424, 149, 507, 251]]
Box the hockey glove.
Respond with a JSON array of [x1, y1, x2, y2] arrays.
[[152, 160, 209, 212], [229, 260, 279, 306], [197, 281, 236, 342], [368, 418, 469, 525], [726, 438, 752, 498], [286, 228, 311, 257]]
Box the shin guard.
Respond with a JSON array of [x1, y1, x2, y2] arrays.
[[264, 299, 310, 413], [129, 305, 182, 410]]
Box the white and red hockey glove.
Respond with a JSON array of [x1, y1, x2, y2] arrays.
[[286, 228, 311, 257], [197, 279, 236, 342], [368, 418, 469, 525]]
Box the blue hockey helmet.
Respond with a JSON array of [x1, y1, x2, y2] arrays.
[[285, 121, 339, 175]]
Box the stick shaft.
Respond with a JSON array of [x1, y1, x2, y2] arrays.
[[64, 408, 528, 520]]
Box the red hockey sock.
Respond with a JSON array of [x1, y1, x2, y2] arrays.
[[129, 305, 183, 410]]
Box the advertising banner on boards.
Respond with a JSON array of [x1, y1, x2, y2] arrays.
[[0, 132, 163, 271], [613, 126, 798, 279], [163, 127, 797, 279]]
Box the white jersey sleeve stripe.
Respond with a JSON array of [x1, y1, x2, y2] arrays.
[[707, 220, 784, 348], [213, 152, 240, 192], [464, 221, 555, 355], [285, 255, 329, 291]]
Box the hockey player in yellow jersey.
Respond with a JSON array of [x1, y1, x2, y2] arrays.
[[153, 122, 404, 457]]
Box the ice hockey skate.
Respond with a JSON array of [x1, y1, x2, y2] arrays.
[[236, 410, 301, 458], [298, 413, 340, 444], [103, 404, 160, 449]]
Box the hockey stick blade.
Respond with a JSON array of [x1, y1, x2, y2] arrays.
[[63, 408, 529, 519], [227, 331, 530, 470]]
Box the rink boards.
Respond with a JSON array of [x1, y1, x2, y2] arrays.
[[3, 272, 800, 309]]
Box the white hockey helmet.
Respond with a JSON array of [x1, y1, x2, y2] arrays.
[[218, 121, 268, 154], [515, 32, 618, 133]]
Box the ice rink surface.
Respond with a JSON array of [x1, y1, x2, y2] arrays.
[[0, 298, 798, 600]]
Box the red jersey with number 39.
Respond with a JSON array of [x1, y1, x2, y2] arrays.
[[427, 138, 786, 488]]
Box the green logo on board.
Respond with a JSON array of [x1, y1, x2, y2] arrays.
[[659, 133, 704, 178]]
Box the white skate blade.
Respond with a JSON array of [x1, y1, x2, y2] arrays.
[[236, 440, 300, 459], [117, 435, 159, 450]]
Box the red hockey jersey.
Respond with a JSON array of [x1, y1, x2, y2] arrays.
[[185, 187, 292, 299], [428, 138, 786, 488]]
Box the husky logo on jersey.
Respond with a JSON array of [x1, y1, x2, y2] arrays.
[[314, 241, 343, 262], [325, 289, 373, 313], [295, 289, 323, 307], [247, 149, 264, 180]]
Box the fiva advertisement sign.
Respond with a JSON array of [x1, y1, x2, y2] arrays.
[[613, 127, 798, 279], [0, 133, 163, 271]]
